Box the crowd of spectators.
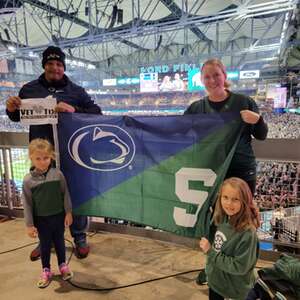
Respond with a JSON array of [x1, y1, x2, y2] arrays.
[[255, 162, 300, 211], [0, 89, 299, 137], [93, 91, 201, 110], [263, 112, 300, 139]]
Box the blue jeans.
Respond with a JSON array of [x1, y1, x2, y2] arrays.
[[70, 215, 88, 246]]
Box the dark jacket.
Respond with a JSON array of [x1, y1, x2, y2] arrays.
[[6, 74, 102, 144], [259, 254, 300, 299], [184, 92, 268, 181]]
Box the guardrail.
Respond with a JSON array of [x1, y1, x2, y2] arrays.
[[0, 132, 299, 254]]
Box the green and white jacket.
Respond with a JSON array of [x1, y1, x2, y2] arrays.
[[22, 167, 72, 226], [206, 220, 259, 300]]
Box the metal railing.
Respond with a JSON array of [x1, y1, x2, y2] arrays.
[[0, 132, 299, 252]]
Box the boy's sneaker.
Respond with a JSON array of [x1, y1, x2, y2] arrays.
[[59, 263, 73, 281], [74, 243, 90, 259], [37, 268, 53, 288], [30, 245, 41, 261]]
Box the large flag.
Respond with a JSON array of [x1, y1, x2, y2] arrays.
[[58, 113, 242, 238]]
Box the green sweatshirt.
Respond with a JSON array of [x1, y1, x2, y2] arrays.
[[22, 167, 72, 226], [206, 221, 259, 300]]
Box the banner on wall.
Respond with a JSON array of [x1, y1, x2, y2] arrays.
[[58, 113, 242, 238], [15, 58, 24, 73], [0, 59, 8, 73], [24, 60, 34, 75]]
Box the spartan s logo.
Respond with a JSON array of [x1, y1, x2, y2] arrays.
[[68, 124, 135, 171]]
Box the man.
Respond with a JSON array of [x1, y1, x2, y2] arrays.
[[6, 46, 102, 260]]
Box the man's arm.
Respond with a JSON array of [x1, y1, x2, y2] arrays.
[[5, 85, 28, 122], [56, 87, 102, 114], [73, 88, 102, 114], [6, 96, 21, 122]]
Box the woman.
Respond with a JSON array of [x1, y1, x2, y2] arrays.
[[184, 58, 268, 195]]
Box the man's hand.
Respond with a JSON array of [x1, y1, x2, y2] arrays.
[[55, 102, 75, 113], [199, 237, 211, 254], [27, 226, 38, 238], [240, 110, 260, 124], [6, 96, 21, 112]]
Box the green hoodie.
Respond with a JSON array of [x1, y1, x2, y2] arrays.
[[260, 254, 300, 299], [206, 221, 259, 300]]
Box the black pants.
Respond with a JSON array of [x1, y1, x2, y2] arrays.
[[209, 288, 224, 300], [35, 213, 66, 269], [225, 172, 256, 196], [245, 179, 256, 196]]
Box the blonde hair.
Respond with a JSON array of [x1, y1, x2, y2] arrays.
[[28, 138, 55, 160], [213, 177, 260, 231], [201, 58, 231, 89]]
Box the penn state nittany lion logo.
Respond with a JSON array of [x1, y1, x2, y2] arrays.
[[68, 124, 135, 171], [213, 230, 227, 252]]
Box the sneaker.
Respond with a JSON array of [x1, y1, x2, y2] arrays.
[[59, 263, 73, 281], [30, 244, 41, 261], [37, 268, 53, 288], [74, 243, 90, 259]]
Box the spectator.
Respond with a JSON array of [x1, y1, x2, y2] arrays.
[[6, 46, 102, 260]]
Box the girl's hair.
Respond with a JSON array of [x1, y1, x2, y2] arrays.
[[201, 58, 231, 89], [28, 138, 55, 160], [213, 177, 260, 231]]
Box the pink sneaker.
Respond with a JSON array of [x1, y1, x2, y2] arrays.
[[37, 268, 53, 288], [59, 263, 73, 281]]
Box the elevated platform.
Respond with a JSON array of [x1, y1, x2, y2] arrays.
[[0, 219, 277, 300]]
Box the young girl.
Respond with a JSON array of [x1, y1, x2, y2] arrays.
[[199, 177, 260, 300], [22, 138, 73, 288]]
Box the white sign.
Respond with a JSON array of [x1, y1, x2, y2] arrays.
[[239, 70, 260, 79], [103, 78, 117, 86], [15, 58, 24, 74], [20, 97, 58, 125], [140, 73, 159, 92]]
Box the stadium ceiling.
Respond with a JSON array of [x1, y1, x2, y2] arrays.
[[0, 0, 299, 77]]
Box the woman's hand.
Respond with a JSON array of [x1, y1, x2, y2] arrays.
[[64, 212, 73, 227], [199, 237, 211, 254], [240, 110, 260, 124]]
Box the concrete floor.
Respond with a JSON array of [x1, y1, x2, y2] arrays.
[[0, 218, 274, 300]]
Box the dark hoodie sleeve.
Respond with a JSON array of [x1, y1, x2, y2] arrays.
[[184, 100, 204, 115], [248, 98, 268, 140], [5, 86, 27, 122], [73, 87, 102, 115], [252, 116, 268, 140]]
